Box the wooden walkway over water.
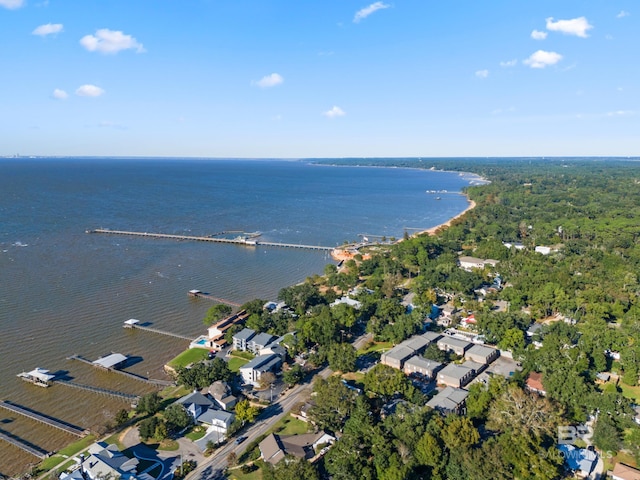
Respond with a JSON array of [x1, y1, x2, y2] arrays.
[[188, 290, 242, 307], [87, 228, 334, 252], [0, 428, 48, 459], [55, 380, 140, 403], [0, 400, 87, 437], [67, 355, 174, 387], [123, 322, 193, 341]]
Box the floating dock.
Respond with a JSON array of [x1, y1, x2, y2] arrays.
[[87, 228, 333, 251], [0, 428, 48, 459], [123, 318, 194, 341], [188, 290, 242, 307], [0, 400, 87, 437]]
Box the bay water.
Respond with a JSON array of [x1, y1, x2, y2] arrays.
[[0, 158, 475, 473]]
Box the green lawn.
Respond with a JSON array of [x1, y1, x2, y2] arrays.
[[619, 383, 640, 403], [271, 415, 309, 435], [231, 350, 256, 361], [228, 357, 249, 372], [167, 348, 210, 369], [357, 341, 393, 355], [185, 425, 207, 441], [38, 434, 97, 473]]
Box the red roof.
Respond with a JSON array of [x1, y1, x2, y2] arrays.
[[526, 372, 545, 393]]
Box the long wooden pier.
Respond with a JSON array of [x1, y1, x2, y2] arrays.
[[87, 228, 333, 251], [0, 400, 87, 437], [188, 290, 242, 307], [54, 380, 140, 403], [0, 428, 48, 459], [67, 355, 174, 387], [123, 322, 193, 341]]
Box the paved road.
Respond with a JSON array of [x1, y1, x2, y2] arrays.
[[186, 366, 332, 480]]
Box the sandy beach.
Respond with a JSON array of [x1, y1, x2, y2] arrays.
[[415, 195, 477, 237]]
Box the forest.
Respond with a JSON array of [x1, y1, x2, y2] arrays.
[[250, 158, 640, 480]]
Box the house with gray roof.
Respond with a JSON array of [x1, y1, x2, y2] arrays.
[[380, 345, 416, 370], [398, 335, 430, 354], [427, 386, 469, 415], [421, 331, 443, 344], [465, 344, 499, 364], [208, 381, 238, 410], [248, 332, 277, 354], [437, 363, 476, 388], [59, 442, 147, 480], [403, 356, 443, 379], [239, 353, 282, 386], [233, 328, 256, 351], [176, 390, 215, 420], [437, 336, 472, 356], [259, 431, 335, 465]]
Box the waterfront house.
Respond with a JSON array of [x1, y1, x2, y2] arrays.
[[233, 328, 256, 351], [59, 442, 144, 480], [426, 386, 469, 415], [248, 332, 277, 355], [207, 310, 249, 350], [239, 353, 282, 387]]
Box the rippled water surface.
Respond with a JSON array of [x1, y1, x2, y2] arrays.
[[0, 158, 474, 474]]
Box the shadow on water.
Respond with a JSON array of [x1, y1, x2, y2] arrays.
[[52, 370, 72, 381], [124, 355, 144, 368]]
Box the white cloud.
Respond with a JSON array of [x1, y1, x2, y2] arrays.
[[531, 29, 547, 40], [75, 84, 105, 97], [475, 69, 489, 79], [323, 106, 346, 118], [80, 29, 145, 54], [523, 50, 563, 69], [354, 2, 390, 23], [0, 0, 24, 9], [545, 17, 593, 38], [253, 73, 284, 88], [606, 110, 635, 117], [499, 59, 517, 67], [52, 88, 68, 99], [32, 23, 63, 36], [616, 11, 630, 19]]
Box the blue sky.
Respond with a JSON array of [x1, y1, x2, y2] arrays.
[[1, 0, 638, 157]]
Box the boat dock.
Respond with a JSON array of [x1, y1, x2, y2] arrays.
[[123, 318, 193, 341], [55, 380, 140, 403], [67, 354, 174, 387], [0, 400, 87, 437], [188, 290, 242, 307], [0, 429, 48, 459], [87, 228, 333, 251]]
